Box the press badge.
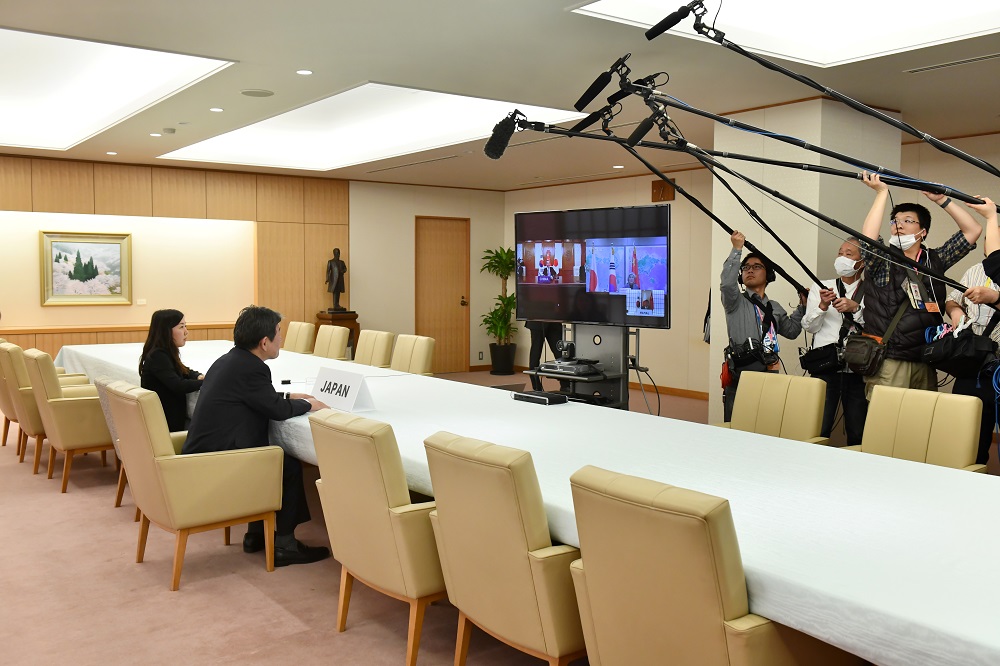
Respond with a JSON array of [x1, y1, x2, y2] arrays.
[[906, 281, 923, 309]]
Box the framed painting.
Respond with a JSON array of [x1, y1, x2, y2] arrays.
[[40, 232, 132, 306]]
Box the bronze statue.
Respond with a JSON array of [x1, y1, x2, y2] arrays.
[[325, 248, 347, 311]]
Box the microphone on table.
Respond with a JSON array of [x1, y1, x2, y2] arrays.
[[574, 53, 631, 111], [484, 111, 522, 160], [645, 1, 703, 41]]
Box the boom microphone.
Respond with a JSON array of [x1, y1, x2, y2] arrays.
[[645, 1, 702, 41], [570, 109, 605, 133], [484, 112, 519, 160], [574, 53, 631, 111], [626, 114, 657, 147]]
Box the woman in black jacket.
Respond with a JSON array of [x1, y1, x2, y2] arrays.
[[139, 309, 204, 432]]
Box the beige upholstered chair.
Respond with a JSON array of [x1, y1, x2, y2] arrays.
[[313, 324, 350, 360], [715, 371, 828, 444], [310, 411, 446, 666], [352, 329, 394, 367], [389, 334, 435, 375], [284, 321, 316, 353], [569, 465, 862, 666], [845, 385, 984, 472], [0, 345, 20, 451], [425, 431, 586, 666], [94, 376, 133, 509], [1, 343, 91, 475], [105, 380, 283, 591]]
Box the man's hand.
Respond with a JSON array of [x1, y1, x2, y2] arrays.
[[966, 195, 998, 221], [922, 190, 947, 206], [832, 297, 860, 314], [964, 286, 1000, 305], [731, 230, 745, 250], [798, 291, 809, 307], [818, 288, 836, 311], [305, 397, 327, 412], [862, 172, 887, 193]]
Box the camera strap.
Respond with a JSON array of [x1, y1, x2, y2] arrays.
[[743, 291, 775, 346], [836, 278, 864, 345]]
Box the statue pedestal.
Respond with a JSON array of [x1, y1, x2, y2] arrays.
[[315, 310, 361, 353]]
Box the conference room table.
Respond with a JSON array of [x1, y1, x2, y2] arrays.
[[56, 340, 1000, 666]]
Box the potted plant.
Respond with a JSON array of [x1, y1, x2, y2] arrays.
[[480, 246, 518, 374]]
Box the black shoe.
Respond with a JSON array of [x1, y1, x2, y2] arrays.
[[274, 540, 331, 567], [243, 533, 265, 554]]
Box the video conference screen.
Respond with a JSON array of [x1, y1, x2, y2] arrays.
[[515, 205, 670, 329]]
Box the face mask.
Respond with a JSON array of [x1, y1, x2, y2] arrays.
[[889, 233, 920, 251], [834, 256, 860, 277]]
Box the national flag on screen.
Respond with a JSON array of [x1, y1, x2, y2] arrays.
[[631, 246, 640, 288]]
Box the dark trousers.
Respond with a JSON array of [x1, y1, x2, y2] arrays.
[[953, 368, 997, 466], [248, 452, 311, 536], [529, 323, 562, 391], [813, 371, 869, 446]]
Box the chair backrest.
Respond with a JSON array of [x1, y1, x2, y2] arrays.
[[105, 380, 175, 526], [862, 385, 981, 468], [94, 376, 122, 458], [729, 371, 825, 441], [570, 465, 749, 665], [424, 431, 554, 655], [389, 334, 435, 374], [353, 330, 395, 366], [310, 411, 417, 597], [0, 343, 45, 436], [284, 321, 315, 353], [0, 342, 20, 425], [313, 325, 350, 359], [23, 348, 69, 441]]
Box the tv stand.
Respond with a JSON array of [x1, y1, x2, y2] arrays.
[[525, 324, 629, 410]]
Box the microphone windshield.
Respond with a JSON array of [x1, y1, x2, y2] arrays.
[[626, 115, 657, 147], [574, 70, 613, 111], [645, 6, 691, 41], [485, 113, 518, 160]]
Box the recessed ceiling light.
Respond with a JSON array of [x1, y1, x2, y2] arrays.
[[209, 107, 224, 113], [160, 82, 585, 171], [241, 89, 274, 97], [0, 28, 230, 150], [612, 165, 625, 169], [296, 69, 313, 76], [106, 151, 118, 156], [149, 133, 162, 137], [573, 0, 1000, 67]]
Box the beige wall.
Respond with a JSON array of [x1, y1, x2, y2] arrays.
[[505, 169, 714, 395], [0, 211, 254, 328], [348, 181, 506, 366]]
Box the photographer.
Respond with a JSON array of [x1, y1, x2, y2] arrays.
[[800, 239, 867, 446], [721, 231, 806, 421]]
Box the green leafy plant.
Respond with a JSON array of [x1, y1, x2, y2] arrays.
[[480, 247, 517, 345]]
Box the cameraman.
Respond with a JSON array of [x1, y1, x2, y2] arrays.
[[801, 238, 867, 445], [721, 231, 806, 421]]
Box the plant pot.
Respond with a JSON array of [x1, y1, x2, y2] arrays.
[[489, 342, 517, 375]]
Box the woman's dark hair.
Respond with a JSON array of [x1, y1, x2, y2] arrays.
[[139, 309, 189, 376], [233, 305, 282, 350]]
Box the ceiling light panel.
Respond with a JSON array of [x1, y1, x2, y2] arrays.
[[0, 28, 230, 150], [573, 1, 1000, 67], [160, 82, 585, 170]]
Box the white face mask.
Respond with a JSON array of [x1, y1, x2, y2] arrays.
[[834, 256, 860, 277], [889, 233, 920, 251]]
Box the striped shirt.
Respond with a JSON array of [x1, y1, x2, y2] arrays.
[[947, 263, 1000, 344]]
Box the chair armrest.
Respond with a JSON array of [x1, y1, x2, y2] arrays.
[[964, 463, 987, 473], [61, 385, 98, 398], [47, 396, 110, 448], [156, 446, 283, 529], [57, 375, 90, 386], [389, 501, 445, 598], [712, 422, 732, 429], [725, 613, 861, 666], [841, 445, 862, 452], [169, 432, 187, 455], [805, 437, 831, 446], [570, 559, 602, 666], [528, 544, 585, 655]]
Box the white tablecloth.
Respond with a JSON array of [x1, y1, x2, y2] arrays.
[[55, 341, 1000, 665]]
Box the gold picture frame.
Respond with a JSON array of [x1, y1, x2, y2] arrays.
[[40, 231, 132, 306]]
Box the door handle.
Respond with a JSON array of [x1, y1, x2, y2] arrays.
[[460, 296, 468, 306]]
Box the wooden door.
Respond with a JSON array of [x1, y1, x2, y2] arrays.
[[415, 217, 470, 373]]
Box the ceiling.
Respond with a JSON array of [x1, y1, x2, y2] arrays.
[[2, 0, 1000, 192]]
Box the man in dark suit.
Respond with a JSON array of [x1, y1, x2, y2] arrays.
[[184, 305, 330, 567]]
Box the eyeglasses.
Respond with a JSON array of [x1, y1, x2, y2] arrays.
[[741, 264, 766, 272], [890, 217, 920, 227]]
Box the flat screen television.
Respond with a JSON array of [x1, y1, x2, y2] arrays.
[[515, 205, 670, 328]]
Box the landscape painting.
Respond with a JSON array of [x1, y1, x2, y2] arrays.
[[40, 232, 132, 306]]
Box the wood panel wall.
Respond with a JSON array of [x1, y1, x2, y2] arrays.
[[0, 155, 349, 346], [0, 324, 234, 358]]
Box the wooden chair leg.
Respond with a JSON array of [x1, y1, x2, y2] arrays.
[[32, 436, 44, 475], [46, 446, 56, 478], [60, 451, 74, 493], [337, 567, 354, 633], [15, 428, 23, 457], [224, 526, 231, 545], [455, 611, 473, 666], [19, 430, 29, 463], [114, 451, 121, 472], [170, 529, 190, 591], [406, 596, 432, 666], [114, 466, 127, 507], [136, 513, 150, 563], [264, 512, 275, 573], [2, 416, 8, 446], [100, 449, 107, 467], [134, 507, 141, 522]]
